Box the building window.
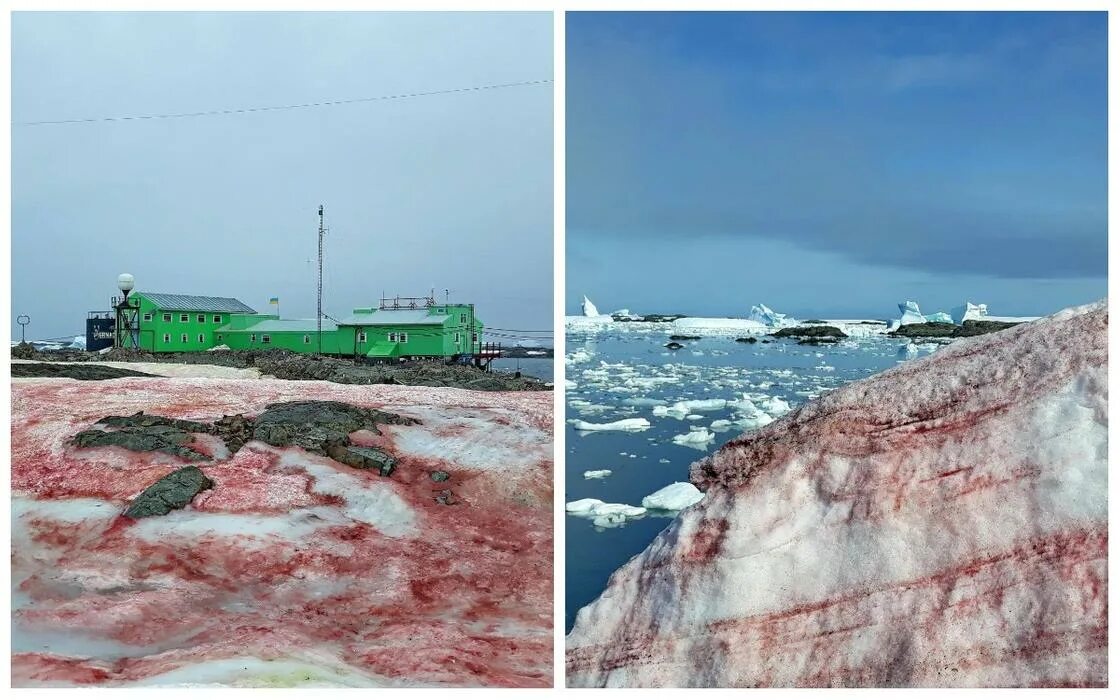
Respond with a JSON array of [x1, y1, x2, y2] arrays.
[[262, 335, 271, 344], [250, 334, 256, 342], [472, 333, 478, 343], [213, 315, 222, 323], [387, 332, 395, 342], [197, 314, 205, 323], [303, 335, 310, 344], [163, 313, 172, 322], [400, 332, 408, 344], [181, 334, 188, 343], [460, 313, 466, 323], [454, 332, 461, 343], [163, 333, 170, 343], [197, 334, 204, 343], [180, 314, 189, 323], [217, 334, 223, 341], [143, 313, 153, 322], [359, 332, 368, 343]]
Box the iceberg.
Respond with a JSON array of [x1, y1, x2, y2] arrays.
[[567, 301, 1107, 688], [896, 300, 926, 325], [640, 482, 704, 511], [747, 303, 787, 326], [582, 295, 604, 317], [583, 469, 612, 480], [951, 301, 988, 325], [67, 335, 86, 350], [924, 311, 953, 324]]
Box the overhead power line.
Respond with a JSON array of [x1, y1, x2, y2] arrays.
[[15, 78, 553, 127]]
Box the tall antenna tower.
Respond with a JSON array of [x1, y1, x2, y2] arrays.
[[317, 205, 326, 355]]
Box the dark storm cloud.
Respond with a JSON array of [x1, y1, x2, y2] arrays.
[[567, 12, 1106, 281]]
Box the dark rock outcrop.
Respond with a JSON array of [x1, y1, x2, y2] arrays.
[[124, 466, 214, 518], [72, 422, 210, 461], [890, 320, 1021, 339], [12, 362, 156, 380], [665, 342, 684, 350], [772, 325, 848, 339], [735, 337, 758, 344], [72, 401, 419, 477]]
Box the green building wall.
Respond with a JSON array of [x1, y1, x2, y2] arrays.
[[116, 292, 484, 360], [119, 294, 237, 352]]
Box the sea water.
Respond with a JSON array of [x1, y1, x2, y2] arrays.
[[565, 326, 919, 630]]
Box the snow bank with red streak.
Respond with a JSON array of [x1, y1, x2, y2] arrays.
[[567, 301, 1107, 687], [12, 378, 552, 687]]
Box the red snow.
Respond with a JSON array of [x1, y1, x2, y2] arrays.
[[567, 301, 1107, 687], [12, 378, 552, 687]]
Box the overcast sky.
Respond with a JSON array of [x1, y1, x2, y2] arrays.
[[567, 12, 1106, 319], [13, 11, 553, 342]]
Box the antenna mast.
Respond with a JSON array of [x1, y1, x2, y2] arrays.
[[317, 205, 326, 355]]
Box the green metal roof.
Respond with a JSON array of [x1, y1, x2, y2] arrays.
[[337, 309, 450, 326], [140, 292, 256, 314], [221, 319, 337, 333]]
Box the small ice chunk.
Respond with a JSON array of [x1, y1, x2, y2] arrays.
[[672, 427, 715, 445], [583, 469, 612, 479]]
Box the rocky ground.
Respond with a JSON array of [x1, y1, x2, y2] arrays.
[[11, 345, 550, 391], [12, 362, 159, 380], [12, 378, 553, 687]]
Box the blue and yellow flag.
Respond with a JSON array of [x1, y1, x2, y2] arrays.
[[269, 297, 279, 305]]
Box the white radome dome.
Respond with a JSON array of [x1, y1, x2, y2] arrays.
[[117, 273, 135, 292]]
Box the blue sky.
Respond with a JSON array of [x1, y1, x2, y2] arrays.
[[12, 12, 553, 341], [567, 12, 1107, 319]]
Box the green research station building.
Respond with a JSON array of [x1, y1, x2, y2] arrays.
[[113, 291, 486, 361]]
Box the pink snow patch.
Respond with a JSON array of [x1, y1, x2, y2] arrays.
[[12, 378, 552, 687], [567, 301, 1107, 687]]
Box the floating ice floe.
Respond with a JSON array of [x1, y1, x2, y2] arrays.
[[583, 470, 612, 480], [641, 482, 705, 511], [566, 498, 647, 528], [671, 427, 715, 446], [571, 418, 651, 432], [669, 317, 770, 337], [898, 342, 919, 359]]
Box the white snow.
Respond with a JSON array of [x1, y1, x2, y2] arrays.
[[640, 482, 705, 511]]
